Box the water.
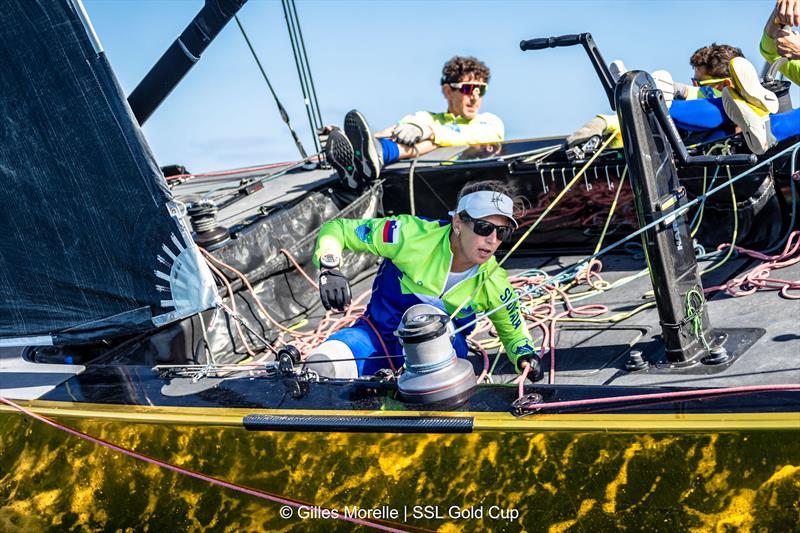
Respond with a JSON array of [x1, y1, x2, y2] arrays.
[[1, 413, 798, 531]]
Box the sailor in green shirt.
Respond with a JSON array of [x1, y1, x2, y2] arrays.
[[323, 56, 504, 190], [307, 180, 541, 381], [761, 0, 800, 84]]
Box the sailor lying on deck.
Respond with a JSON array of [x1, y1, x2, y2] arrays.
[[718, 1, 800, 154], [306, 180, 542, 381], [567, 43, 745, 149], [323, 56, 504, 190], [658, 3, 800, 155]]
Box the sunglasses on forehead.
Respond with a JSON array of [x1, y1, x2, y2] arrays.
[[459, 213, 514, 242], [448, 82, 488, 96]]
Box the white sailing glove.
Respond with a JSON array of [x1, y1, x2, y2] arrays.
[[394, 122, 433, 146]]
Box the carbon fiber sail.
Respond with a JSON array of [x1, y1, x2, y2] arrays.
[[0, 0, 217, 346]]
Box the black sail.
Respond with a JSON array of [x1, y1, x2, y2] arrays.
[[0, 0, 217, 346]]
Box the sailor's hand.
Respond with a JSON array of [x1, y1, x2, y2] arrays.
[[319, 268, 351, 311], [394, 122, 433, 146], [565, 116, 606, 147], [776, 27, 800, 58], [518, 356, 544, 383], [776, 0, 800, 28]]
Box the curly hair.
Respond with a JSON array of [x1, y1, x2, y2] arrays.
[[455, 180, 525, 219], [440, 56, 491, 85], [690, 43, 744, 78]]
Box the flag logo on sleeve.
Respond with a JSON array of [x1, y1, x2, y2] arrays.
[[382, 220, 401, 243]]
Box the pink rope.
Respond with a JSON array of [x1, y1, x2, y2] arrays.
[[166, 160, 305, 182], [0, 396, 409, 533], [517, 366, 531, 397], [518, 384, 800, 411], [705, 231, 800, 299]]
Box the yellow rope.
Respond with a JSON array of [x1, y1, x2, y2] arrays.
[[449, 133, 619, 320]]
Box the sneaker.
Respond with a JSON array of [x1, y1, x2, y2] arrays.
[[609, 59, 627, 82], [344, 110, 382, 182], [325, 127, 360, 189], [729, 56, 779, 114], [722, 87, 776, 155], [651, 70, 675, 108]]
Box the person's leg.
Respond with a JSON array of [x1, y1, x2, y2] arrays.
[[670, 98, 728, 131], [769, 107, 800, 142], [722, 87, 776, 154], [729, 56, 779, 114], [324, 128, 360, 189], [377, 138, 401, 165], [305, 324, 379, 378], [344, 110, 382, 181], [378, 138, 438, 164], [397, 140, 438, 159]]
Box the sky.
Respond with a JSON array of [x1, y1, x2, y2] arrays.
[[83, 0, 795, 173]]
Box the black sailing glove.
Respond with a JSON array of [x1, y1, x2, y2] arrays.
[[319, 269, 351, 311], [518, 355, 544, 383]]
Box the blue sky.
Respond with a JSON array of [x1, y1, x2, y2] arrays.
[[84, 0, 793, 172]]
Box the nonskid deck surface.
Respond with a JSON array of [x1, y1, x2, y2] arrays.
[[3, 146, 798, 403], [1, 249, 797, 408], [497, 253, 799, 388], [170, 163, 338, 225], [302, 249, 799, 390]]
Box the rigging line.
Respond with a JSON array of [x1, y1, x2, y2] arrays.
[[452, 140, 800, 336], [287, 0, 322, 134], [281, 0, 320, 154], [416, 172, 450, 211], [204, 258, 256, 357], [0, 397, 411, 533], [289, 0, 324, 129], [217, 301, 281, 356], [234, 15, 308, 160], [690, 141, 730, 237], [201, 154, 320, 199], [593, 165, 628, 255], [516, 384, 800, 411], [700, 165, 738, 276], [408, 146, 420, 215], [761, 143, 800, 253]]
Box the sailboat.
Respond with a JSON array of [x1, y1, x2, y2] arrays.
[[1, 1, 797, 531]]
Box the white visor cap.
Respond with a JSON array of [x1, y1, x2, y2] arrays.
[[449, 191, 518, 228]]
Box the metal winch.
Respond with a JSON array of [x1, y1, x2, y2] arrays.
[[394, 304, 476, 404]]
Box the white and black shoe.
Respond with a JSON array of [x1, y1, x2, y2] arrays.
[[325, 127, 360, 189], [729, 57, 779, 114], [722, 87, 776, 155], [344, 109, 382, 183]]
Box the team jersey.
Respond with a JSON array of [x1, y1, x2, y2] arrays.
[[398, 111, 505, 146], [760, 30, 800, 86], [314, 214, 535, 369]]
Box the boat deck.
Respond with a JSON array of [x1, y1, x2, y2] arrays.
[[333, 248, 800, 389], [2, 150, 798, 404]]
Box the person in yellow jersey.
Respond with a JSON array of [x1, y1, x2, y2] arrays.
[[324, 56, 504, 189]]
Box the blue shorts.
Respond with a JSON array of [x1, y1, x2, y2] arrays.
[[328, 319, 470, 376]]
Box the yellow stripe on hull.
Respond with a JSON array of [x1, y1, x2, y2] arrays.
[[1, 399, 798, 432]]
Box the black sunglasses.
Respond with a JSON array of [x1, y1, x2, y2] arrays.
[[459, 213, 514, 242]]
